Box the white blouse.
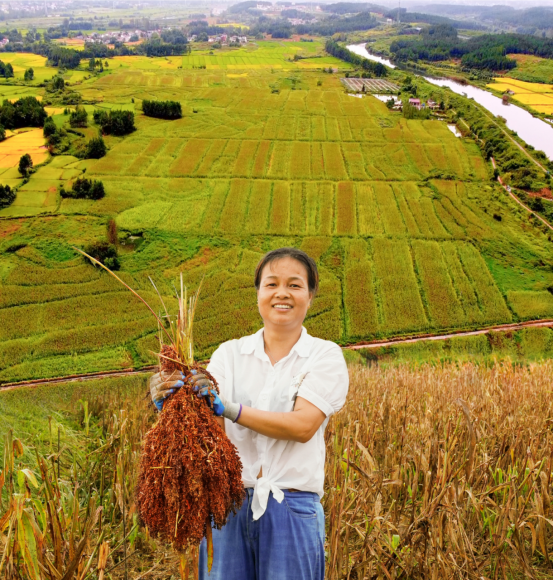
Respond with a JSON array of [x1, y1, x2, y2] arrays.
[[207, 327, 349, 520]]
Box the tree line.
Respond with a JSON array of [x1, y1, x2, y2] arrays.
[[142, 100, 182, 120], [325, 40, 388, 76]]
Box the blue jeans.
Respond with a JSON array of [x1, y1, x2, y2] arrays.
[[199, 489, 325, 579]]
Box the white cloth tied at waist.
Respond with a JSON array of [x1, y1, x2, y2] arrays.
[[251, 476, 284, 520]]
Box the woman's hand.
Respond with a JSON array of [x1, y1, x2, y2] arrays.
[[149, 370, 184, 411], [190, 371, 241, 422]]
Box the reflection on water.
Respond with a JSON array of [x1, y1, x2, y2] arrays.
[[347, 44, 553, 161]]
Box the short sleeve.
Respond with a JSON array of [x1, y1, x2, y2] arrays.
[[206, 343, 227, 397], [297, 343, 349, 417]]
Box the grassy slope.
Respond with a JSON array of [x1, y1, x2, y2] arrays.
[[1, 41, 553, 382]]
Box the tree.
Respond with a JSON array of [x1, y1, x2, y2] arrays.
[[49, 75, 65, 92], [0, 184, 14, 208], [94, 109, 135, 136], [85, 136, 107, 159], [43, 116, 57, 138], [88, 57, 96, 71], [107, 218, 118, 245], [24, 68, 34, 81], [18, 153, 33, 177], [0, 125, 5, 142], [70, 105, 88, 128]]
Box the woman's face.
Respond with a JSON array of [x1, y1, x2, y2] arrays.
[[257, 257, 312, 331]]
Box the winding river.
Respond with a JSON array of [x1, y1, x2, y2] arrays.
[[347, 43, 553, 161]]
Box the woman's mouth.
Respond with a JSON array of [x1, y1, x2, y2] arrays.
[[272, 304, 292, 310]]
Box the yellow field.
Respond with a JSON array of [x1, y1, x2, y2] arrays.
[[0, 129, 48, 169], [489, 77, 553, 114], [112, 55, 183, 70], [0, 53, 53, 83]]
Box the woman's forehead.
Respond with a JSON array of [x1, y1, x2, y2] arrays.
[[261, 257, 309, 279]]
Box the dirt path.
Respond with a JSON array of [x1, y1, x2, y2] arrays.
[[3, 319, 553, 391], [491, 157, 553, 232], [346, 318, 553, 350]]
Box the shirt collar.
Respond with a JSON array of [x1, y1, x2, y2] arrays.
[[240, 327, 313, 360]]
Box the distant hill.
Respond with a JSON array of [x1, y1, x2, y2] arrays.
[[414, 4, 553, 33]]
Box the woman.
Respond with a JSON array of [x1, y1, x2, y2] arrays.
[[149, 247, 349, 580]]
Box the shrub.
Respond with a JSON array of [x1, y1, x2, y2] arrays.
[[0, 184, 15, 208], [24, 67, 34, 81], [70, 105, 88, 128], [142, 99, 182, 120], [82, 241, 120, 270], [93, 109, 135, 136], [18, 153, 33, 177], [85, 136, 107, 159], [61, 177, 105, 200]]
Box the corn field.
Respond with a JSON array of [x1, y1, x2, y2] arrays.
[[2, 361, 553, 578]]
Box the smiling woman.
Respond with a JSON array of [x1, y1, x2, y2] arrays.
[[148, 247, 349, 580]]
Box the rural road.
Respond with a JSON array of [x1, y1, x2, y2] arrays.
[[2, 318, 553, 392]]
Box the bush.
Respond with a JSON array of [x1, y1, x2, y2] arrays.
[[85, 136, 107, 159], [82, 241, 120, 270], [24, 67, 34, 81], [142, 99, 182, 120], [61, 177, 105, 200], [18, 153, 33, 177], [70, 105, 88, 128], [0, 184, 15, 208], [93, 109, 135, 136]]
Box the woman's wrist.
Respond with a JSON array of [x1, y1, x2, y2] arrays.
[[222, 399, 242, 422]]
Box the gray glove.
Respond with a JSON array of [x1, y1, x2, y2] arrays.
[[149, 370, 184, 411]]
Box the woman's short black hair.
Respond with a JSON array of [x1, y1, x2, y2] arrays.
[[254, 247, 319, 296]]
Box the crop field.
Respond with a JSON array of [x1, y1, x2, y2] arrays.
[[0, 128, 48, 173], [1, 44, 553, 382], [2, 360, 553, 578], [489, 77, 553, 114]]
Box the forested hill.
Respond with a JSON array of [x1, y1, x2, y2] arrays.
[[414, 4, 553, 34], [390, 27, 553, 70]]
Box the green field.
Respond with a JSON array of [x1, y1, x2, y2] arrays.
[[1, 44, 553, 383]]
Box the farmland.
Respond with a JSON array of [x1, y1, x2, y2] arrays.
[[489, 77, 553, 115], [1, 40, 553, 382]]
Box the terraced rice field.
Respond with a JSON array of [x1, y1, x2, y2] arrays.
[[489, 77, 553, 114], [1, 45, 552, 382]]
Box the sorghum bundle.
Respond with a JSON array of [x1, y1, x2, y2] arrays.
[[136, 345, 244, 548]]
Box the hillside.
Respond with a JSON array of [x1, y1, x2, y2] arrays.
[[1, 40, 553, 383]]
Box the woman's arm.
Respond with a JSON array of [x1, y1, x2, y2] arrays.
[[236, 397, 326, 443]]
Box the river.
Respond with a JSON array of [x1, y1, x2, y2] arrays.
[[347, 43, 553, 161]]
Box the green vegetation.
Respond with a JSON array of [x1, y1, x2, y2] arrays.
[[0, 96, 47, 129], [93, 109, 135, 136], [60, 177, 105, 200]]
